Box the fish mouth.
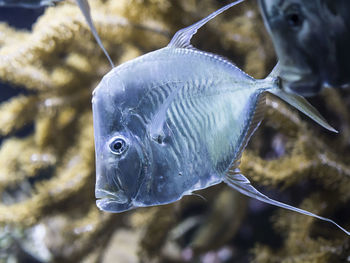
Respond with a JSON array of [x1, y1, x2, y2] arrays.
[[95, 189, 129, 204], [96, 189, 135, 213]]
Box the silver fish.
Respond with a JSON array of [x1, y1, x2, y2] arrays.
[[92, 1, 349, 235], [259, 0, 350, 96], [0, 0, 114, 67]]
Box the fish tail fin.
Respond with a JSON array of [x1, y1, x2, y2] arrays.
[[266, 61, 281, 80], [224, 171, 350, 235], [263, 62, 336, 132], [75, 0, 114, 67], [267, 88, 337, 133]]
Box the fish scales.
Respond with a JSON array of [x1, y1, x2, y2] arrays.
[[169, 83, 256, 172], [113, 48, 257, 168], [93, 0, 350, 235]]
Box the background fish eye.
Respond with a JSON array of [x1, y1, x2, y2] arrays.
[[284, 4, 303, 28], [109, 137, 128, 155]]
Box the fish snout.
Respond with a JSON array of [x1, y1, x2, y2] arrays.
[[94, 133, 147, 213], [95, 188, 128, 204]]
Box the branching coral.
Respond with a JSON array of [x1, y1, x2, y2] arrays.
[[0, 0, 349, 262]]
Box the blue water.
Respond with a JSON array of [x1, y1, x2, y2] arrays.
[[0, 6, 44, 29], [0, 7, 42, 141]]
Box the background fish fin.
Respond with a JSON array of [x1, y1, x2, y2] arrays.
[[268, 89, 338, 133], [257, 0, 273, 36], [168, 0, 245, 49], [224, 172, 350, 235], [75, 0, 114, 67]]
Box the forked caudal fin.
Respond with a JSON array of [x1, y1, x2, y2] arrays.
[[225, 172, 350, 235], [75, 0, 114, 67], [168, 0, 245, 49], [266, 62, 337, 133]]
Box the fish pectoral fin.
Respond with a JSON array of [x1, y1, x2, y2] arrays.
[[267, 89, 338, 133], [75, 0, 114, 67], [224, 171, 350, 235], [149, 85, 179, 143], [168, 0, 245, 49]]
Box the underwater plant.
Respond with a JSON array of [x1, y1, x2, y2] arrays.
[[0, 0, 349, 262]]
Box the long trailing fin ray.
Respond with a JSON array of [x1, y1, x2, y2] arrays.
[[268, 89, 338, 133], [225, 173, 350, 235], [168, 0, 245, 49], [75, 0, 114, 67]]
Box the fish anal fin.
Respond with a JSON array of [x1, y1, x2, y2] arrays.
[[168, 0, 245, 49], [224, 172, 350, 235]]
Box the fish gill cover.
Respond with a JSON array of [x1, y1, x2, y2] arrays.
[[0, 0, 349, 262]]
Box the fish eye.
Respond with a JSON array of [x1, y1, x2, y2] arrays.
[[284, 4, 303, 29], [109, 137, 128, 155]]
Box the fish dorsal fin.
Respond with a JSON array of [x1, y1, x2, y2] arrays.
[[168, 0, 245, 49], [268, 88, 338, 133], [75, 0, 114, 67], [224, 172, 350, 235]]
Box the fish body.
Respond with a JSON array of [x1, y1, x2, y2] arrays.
[[92, 1, 350, 236], [93, 46, 271, 212], [259, 0, 350, 96]]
